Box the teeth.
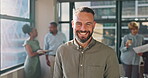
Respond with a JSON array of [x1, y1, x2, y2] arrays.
[[80, 32, 86, 35]]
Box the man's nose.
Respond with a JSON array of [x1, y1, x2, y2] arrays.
[[80, 25, 86, 31]]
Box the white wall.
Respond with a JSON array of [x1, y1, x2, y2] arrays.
[[36, 0, 56, 78], [35, 0, 56, 48]]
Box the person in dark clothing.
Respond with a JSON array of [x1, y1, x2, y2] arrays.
[[142, 52, 148, 78], [138, 41, 148, 78]]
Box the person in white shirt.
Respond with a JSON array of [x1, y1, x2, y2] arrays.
[[44, 22, 66, 78]]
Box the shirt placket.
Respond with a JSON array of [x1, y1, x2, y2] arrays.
[[133, 36, 138, 64], [79, 49, 85, 78]]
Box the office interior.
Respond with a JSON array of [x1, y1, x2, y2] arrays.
[[0, 0, 148, 78]]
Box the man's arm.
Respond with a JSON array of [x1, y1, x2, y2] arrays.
[[104, 49, 120, 78], [120, 36, 128, 52], [43, 35, 49, 50], [53, 48, 63, 78], [46, 55, 51, 66], [143, 52, 148, 57], [44, 35, 50, 66]]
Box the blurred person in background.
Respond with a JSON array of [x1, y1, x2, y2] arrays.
[[138, 41, 148, 78], [22, 24, 46, 78], [120, 21, 144, 78], [44, 22, 66, 78], [142, 51, 148, 78]]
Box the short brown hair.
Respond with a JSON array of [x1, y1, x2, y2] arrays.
[[74, 7, 95, 16], [50, 22, 57, 27], [128, 21, 139, 29]]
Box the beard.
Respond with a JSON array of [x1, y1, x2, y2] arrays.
[[50, 30, 57, 35], [50, 31, 54, 34], [75, 30, 93, 43]]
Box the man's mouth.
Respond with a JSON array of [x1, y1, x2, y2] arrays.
[[77, 31, 89, 35], [79, 32, 87, 35]]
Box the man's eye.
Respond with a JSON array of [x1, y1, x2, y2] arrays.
[[76, 23, 82, 26], [86, 23, 92, 26], [86, 24, 90, 26]]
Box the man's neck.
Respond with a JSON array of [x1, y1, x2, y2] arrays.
[[76, 37, 92, 48], [52, 31, 58, 36]]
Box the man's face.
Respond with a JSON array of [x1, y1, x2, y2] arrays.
[[49, 24, 57, 34], [72, 12, 96, 43]]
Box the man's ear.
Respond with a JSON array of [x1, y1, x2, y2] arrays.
[[71, 20, 74, 28], [93, 21, 96, 29]]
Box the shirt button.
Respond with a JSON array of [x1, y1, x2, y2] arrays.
[[81, 52, 84, 54], [80, 64, 83, 67]]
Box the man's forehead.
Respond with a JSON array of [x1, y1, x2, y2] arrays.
[[74, 12, 94, 19], [73, 17, 94, 23], [49, 24, 56, 27]]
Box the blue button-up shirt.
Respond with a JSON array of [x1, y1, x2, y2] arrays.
[[120, 33, 144, 65], [44, 31, 66, 56]]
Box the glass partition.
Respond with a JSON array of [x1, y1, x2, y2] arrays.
[[93, 23, 116, 50], [60, 2, 70, 21], [75, 1, 116, 19], [1, 0, 30, 18], [1, 19, 29, 70], [60, 23, 70, 41], [0, 0, 32, 72]]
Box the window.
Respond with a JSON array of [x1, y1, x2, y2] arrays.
[[93, 23, 116, 50], [60, 2, 70, 21], [58, 2, 71, 40], [122, 0, 148, 20], [138, 6, 148, 16], [91, 1, 116, 6], [1, 0, 30, 18], [91, 1, 116, 19], [121, 0, 148, 41], [122, 1, 135, 16], [60, 23, 70, 41], [0, 0, 33, 72]]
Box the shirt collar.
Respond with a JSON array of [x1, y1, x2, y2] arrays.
[[49, 31, 60, 36], [72, 38, 96, 50], [129, 33, 138, 37]]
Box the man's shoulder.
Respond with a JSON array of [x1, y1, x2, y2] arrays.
[[45, 32, 52, 37], [123, 34, 129, 37], [57, 40, 73, 53], [60, 40, 73, 47], [58, 31, 65, 36], [96, 41, 112, 48], [138, 34, 144, 38], [95, 40, 115, 53]]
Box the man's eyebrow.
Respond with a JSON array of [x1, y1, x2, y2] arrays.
[[76, 21, 81, 23], [86, 22, 93, 24]]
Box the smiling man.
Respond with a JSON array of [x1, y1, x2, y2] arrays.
[[53, 7, 120, 78]]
